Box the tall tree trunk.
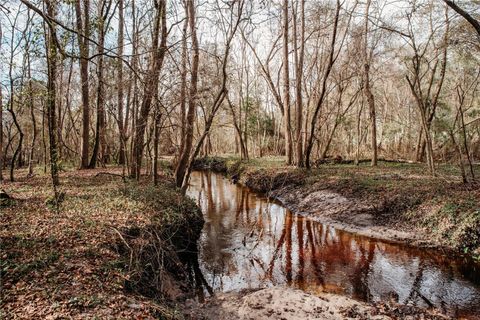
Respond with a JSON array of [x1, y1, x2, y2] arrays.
[[8, 29, 24, 182], [0, 23, 3, 181], [363, 0, 377, 166], [282, 0, 293, 165], [89, 1, 108, 168], [179, 1, 243, 192], [45, 0, 60, 195], [293, 0, 305, 167], [153, 110, 161, 186], [305, 0, 340, 169], [27, 56, 37, 176], [458, 93, 475, 180], [117, 0, 126, 165], [131, 0, 167, 179], [179, 1, 188, 158], [75, 0, 90, 169], [449, 129, 467, 184], [175, 0, 199, 187], [227, 96, 248, 159]]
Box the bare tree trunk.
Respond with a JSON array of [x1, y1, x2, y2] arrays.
[[179, 1, 244, 192], [227, 96, 248, 159], [27, 55, 36, 176], [363, 0, 377, 166], [117, 0, 126, 165], [0, 23, 3, 181], [8, 29, 24, 182], [449, 129, 467, 183], [89, 0, 112, 168], [45, 0, 60, 196], [131, 0, 167, 179], [293, 0, 305, 167], [415, 127, 423, 161], [457, 90, 475, 180], [74, 0, 90, 169], [305, 0, 340, 169], [355, 99, 364, 165], [179, 0, 188, 157], [153, 110, 161, 186], [175, 0, 199, 187], [282, 0, 292, 165], [443, 0, 480, 36]]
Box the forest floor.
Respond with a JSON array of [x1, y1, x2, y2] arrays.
[[1, 161, 479, 319], [0, 166, 202, 319], [194, 156, 480, 258]]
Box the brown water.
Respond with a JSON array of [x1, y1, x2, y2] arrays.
[[186, 171, 480, 318]]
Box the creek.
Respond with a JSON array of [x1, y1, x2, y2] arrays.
[[186, 171, 480, 318]]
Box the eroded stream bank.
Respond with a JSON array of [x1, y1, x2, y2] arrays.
[[186, 170, 480, 319]]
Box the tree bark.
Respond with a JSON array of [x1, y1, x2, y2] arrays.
[[74, 0, 90, 169], [153, 110, 161, 186], [363, 0, 377, 166], [305, 0, 340, 169], [89, 0, 110, 168], [175, 0, 199, 187], [131, 0, 167, 179], [293, 0, 305, 167], [27, 55, 36, 176], [282, 0, 293, 165], [179, 0, 188, 157], [117, 0, 126, 165], [8, 26, 24, 182], [0, 23, 3, 181], [45, 0, 60, 194], [443, 0, 480, 37]]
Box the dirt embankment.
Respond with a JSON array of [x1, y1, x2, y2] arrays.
[[193, 157, 480, 257]]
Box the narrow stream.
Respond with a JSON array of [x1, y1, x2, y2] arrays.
[[186, 171, 480, 318]]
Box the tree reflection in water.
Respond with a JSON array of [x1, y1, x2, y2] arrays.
[[186, 171, 480, 318]]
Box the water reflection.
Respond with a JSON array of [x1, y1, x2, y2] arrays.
[[187, 171, 480, 318]]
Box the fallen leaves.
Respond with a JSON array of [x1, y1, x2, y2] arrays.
[[0, 168, 175, 319]]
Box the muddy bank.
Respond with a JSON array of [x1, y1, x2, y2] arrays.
[[192, 156, 480, 256], [183, 286, 450, 320], [116, 180, 204, 302]]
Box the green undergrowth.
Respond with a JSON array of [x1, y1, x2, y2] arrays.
[[417, 193, 480, 258]]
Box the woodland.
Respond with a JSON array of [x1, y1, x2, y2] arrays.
[[1, 0, 480, 319]]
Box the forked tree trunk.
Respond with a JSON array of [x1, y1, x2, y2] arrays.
[[175, 0, 199, 187], [131, 0, 167, 179]]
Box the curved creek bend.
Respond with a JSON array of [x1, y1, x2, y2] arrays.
[[186, 171, 480, 318]]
